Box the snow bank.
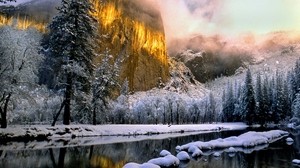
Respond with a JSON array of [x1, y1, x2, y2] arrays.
[[0, 123, 247, 140], [178, 130, 288, 155]]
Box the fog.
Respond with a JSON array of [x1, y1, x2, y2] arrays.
[[4, 0, 300, 55], [155, 0, 300, 54]]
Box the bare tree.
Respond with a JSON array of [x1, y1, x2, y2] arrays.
[[0, 27, 43, 128]]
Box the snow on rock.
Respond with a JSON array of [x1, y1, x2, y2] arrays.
[[178, 130, 288, 154], [176, 151, 190, 161], [188, 145, 203, 158], [213, 152, 221, 157], [160, 150, 171, 157], [123, 162, 161, 168], [227, 147, 237, 153], [292, 159, 300, 165], [148, 155, 180, 167], [286, 137, 294, 142], [175, 146, 181, 151]]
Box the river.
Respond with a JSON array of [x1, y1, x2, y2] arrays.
[[0, 128, 299, 168]]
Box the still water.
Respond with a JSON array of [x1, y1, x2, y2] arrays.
[[0, 128, 300, 168]]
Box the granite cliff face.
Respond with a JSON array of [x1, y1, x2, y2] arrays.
[[0, 0, 170, 91], [92, 0, 169, 91]]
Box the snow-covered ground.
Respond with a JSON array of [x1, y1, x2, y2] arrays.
[[0, 123, 247, 150], [124, 130, 289, 168]]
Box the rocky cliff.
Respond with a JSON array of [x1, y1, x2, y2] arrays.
[[92, 0, 170, 91], [0, 0, 170, 92]]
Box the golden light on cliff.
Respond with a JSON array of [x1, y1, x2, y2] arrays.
[[16, 16, 47, 33], [91, 1, 121, 28], [90, 156, 125, 168], [0, 14, 46, 33], [91, 0, 168, 66], [0, 15, 13, 26], [133, 21, 167, 63]]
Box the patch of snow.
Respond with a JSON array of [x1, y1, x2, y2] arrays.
[[293, 159, 300, 165], [227, 147, 237, 153], [160, 150, 171, 157], [286, 137, 294, 145], [286, 137, 294, 142], [178, 130, 288, 155], [123, 162, 160, 168], [176, 151, 190, 161], [213, 152, 221, 157], [188, 145, 203, 158], [148, 154, 179, 167]]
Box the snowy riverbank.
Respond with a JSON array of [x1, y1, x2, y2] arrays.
[[0, 123, 247, 139], [0, 123, 248, 149]]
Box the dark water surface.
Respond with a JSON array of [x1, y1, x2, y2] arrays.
[[1, 128, 300, 168]]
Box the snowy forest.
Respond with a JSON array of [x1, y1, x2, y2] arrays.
[[1, 0, 300, 129]]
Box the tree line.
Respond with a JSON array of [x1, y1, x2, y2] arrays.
[[221, 60, 300, 125]]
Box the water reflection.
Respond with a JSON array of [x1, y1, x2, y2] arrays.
[[0, 129, 299, 168]]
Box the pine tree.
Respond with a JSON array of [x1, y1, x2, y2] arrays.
[[222, 82, 234, 122], [241, 69, 256, 125], [207, 92, 216, 123], [255, 73, 264, 125], [45, 0, 98, 125], [292, 93, 300, 120], [272, 71, 287, 123], [261, 76, 271, 122], [91, 49, 121, 124]]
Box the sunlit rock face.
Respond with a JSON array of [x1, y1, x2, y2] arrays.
[[92, 0, 169, 91], [0, 0, 170, 92]]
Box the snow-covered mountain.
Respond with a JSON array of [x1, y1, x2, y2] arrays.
[[206, 43, 300, 98]]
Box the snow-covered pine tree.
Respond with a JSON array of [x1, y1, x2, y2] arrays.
[[271, 71, 288, 123], [255, 73, 265, 125], [206, 92, 216, 123], [233, 80, 242, 121], [92, 48, 122, 124], [261, 76, 271, 123], [45, 0, 98, 125], [292, 93, 300, 122], [240, 69, 256, 125], [222, 81, 234, 122]]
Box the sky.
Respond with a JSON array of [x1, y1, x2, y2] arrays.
[[158, 0, 300, 43], [5, 0, 300, 43]]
